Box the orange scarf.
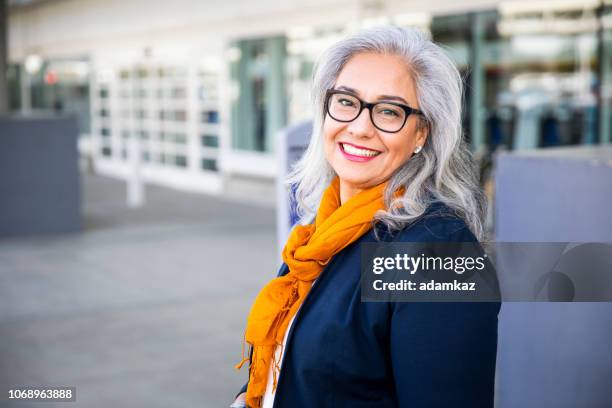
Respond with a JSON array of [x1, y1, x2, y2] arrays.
[[236, 177, 387, 408]]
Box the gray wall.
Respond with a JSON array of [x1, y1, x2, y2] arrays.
[[495, 146, 612, 408], [0, 115, 81, 236]]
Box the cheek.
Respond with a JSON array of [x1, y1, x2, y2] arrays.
[[383, 134, 413, 164], [323, 120, 343, 151]]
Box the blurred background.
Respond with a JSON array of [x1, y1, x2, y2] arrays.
[[1, 0, 611, 407]]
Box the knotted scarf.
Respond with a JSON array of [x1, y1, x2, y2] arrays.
[[236, 177, 388, 408]]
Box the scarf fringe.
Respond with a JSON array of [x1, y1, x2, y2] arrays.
[[272, 341, 284, 392], [235, 329, 250, 370]]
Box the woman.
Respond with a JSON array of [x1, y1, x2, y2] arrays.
[[231, 25, 499, 408]]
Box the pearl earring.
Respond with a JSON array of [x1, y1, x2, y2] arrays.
[[414, 146, 422, 154]]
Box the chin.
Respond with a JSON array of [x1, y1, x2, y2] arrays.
[[337, 171, 379, 189]]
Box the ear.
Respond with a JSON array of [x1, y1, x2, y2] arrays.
[[414, 120, 429, 149]]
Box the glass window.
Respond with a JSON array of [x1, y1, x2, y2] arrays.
[[174, 133, 187, 143], [230, 36, 287, 152], [201, 134, 219, 147], [25, 58, 91, 135], [201, 110, 219, 123], [480, 6, 599, 150], [431, 13, 474, 146], [175, 155, 188, 167], [137, 68, 148, 78], [6, 63, 21, 110], [601, 3, 612, 143], [431, 7, 603, 152], [171, 87, 186, 98], [201, 158, 218, 171], [198, 84, 218, 103]]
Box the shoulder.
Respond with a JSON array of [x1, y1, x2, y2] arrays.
[[374, 201, 478, 244]]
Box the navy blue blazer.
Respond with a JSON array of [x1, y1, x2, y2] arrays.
[[239, 203, 500, 407]]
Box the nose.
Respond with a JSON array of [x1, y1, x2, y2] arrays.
[[346, 106, 376, 138]]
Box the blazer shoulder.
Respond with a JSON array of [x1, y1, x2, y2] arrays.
[[383, 201, 478, 244]]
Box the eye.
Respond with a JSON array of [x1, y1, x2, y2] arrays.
[[338, 98, 355, 107], [380, 108, 400, 117]]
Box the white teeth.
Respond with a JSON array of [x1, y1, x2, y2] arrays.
[[342, 143, 380, 157]]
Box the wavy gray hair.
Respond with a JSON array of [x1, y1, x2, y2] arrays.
[[286, 25, 486, 240]]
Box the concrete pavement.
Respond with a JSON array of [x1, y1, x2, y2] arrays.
[[0, 174, 278, 407]]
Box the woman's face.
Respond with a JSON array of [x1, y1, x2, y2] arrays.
[[323, 52, 427, 203]]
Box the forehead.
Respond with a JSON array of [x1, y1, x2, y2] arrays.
[[335, 52, 417, 104]]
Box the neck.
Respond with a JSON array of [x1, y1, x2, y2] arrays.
[[339, 180, 363, 205]]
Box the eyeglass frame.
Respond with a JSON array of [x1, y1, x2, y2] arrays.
[[324, 89, 426, 134]]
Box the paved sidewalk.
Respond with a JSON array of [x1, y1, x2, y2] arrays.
[[0, 174, 278, 407]]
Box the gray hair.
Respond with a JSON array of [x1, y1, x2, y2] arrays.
[[286, 25, 487, 240]]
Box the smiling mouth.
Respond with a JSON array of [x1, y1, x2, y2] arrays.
[[340, 142, 382, 158]]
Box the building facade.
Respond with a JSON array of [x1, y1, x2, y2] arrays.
[[7, 0, 612, 194]]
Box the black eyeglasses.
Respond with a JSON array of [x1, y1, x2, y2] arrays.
[[324, 89, 425, 133]]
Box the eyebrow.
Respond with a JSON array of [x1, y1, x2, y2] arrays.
[[335, 85, 409, 105]]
